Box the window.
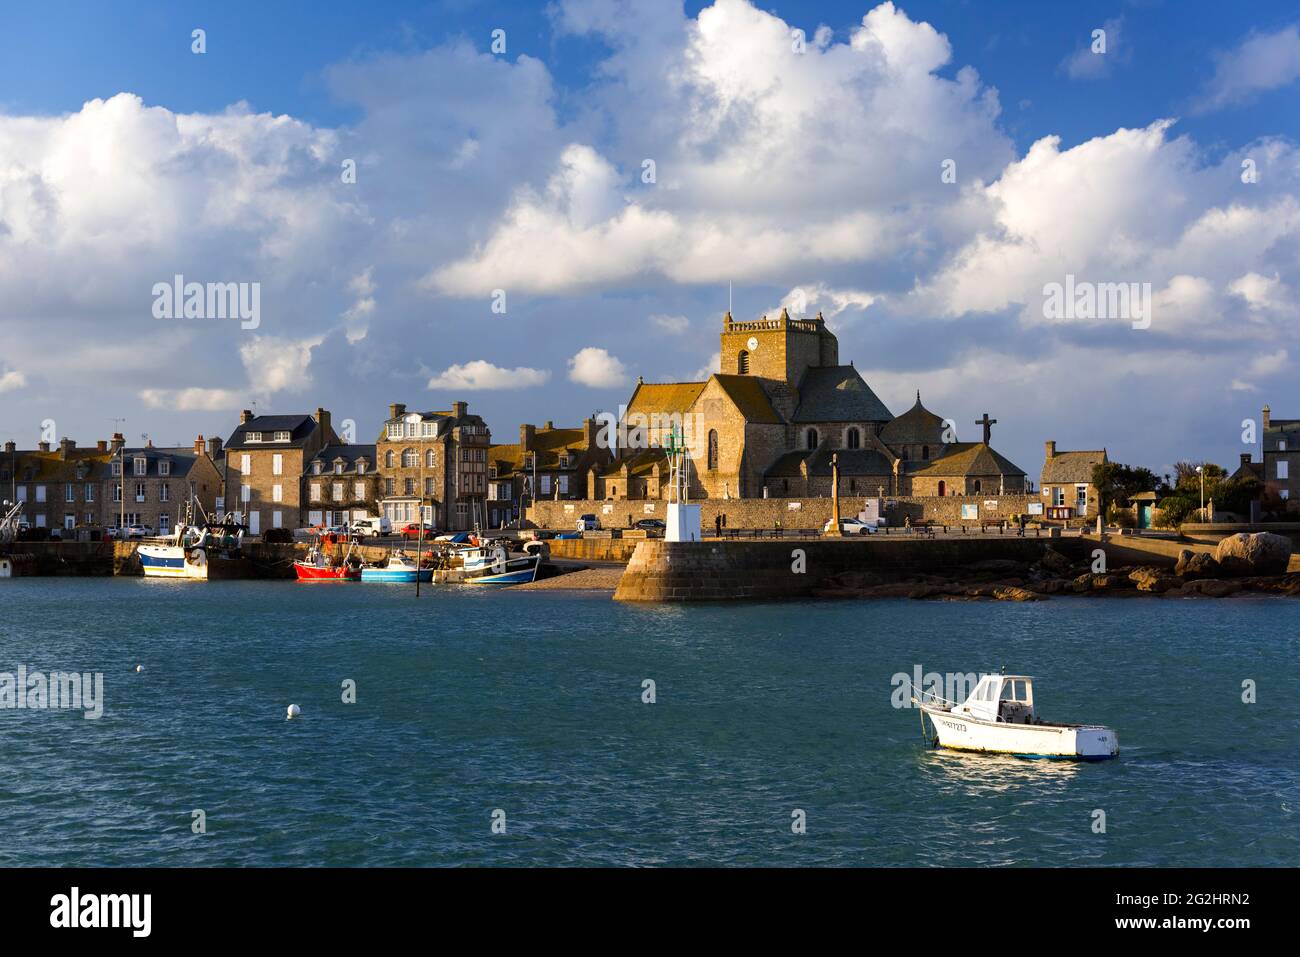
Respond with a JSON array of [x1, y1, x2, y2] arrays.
[[85, 484, 94, 502], [240, 454, 251, 476], [356, 461, 366, 475], [273, 453, 283, 476], [15, 487, 25, 502], [558, 454, 571, 468], [540, 475, 552, 495], [64, 513, 75, 530], [921, 445, 929, 460], [273, 511, 283, 529], [805, 428, 819, 450], [65, 485, 75, 502], [312, 461, 322, 475], [332, 482, 343, 501], [355, 481, 366, 500], [402, 448, 418, 468], [422, 422, 436, 437], [135, 482, 146, 502], [134, 457, 147, 476], [310, 482, 321, 501], [273, 431, 290, 442], [937, 481, 946, 497], [1052, 486, 1065, 507], [737, 350, 750, 374], [272, 484, 282, 503], [112, 486, 122, 503], [158, 514, 170, 535], [385, 478, 395, 495], [426, 450, 436, 468], [246, 432, 263, 443], [35, 485, 46, 503], [404, 478, 415, 495], [159, 484, 169, 503], [973, 480, 981, 493], [706, 429, 719, 470], [387, 424, 402, 439], [335, 462, 344, 475], [385, 450, 395, 468], [1280, 440, 1288, 451], [558, 475, 569, 494], [846, 427, 861, 449], [111, 462, 121, 477], [240, 484, 251, 503], [406, 422, 418, 437], [1279, 461, 1290, 480]]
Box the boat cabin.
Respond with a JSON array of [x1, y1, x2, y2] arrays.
[[955, 675, 1036, 724]]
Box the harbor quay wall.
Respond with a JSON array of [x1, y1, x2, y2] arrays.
[[1082, 532, 1300, 573], [528, 494, 1039, 531], [613, 537, 1090, 602], [546, 538, 643, 563]]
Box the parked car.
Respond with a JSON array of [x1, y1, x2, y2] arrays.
[[576, 514, 601, 531], [435, 531, 472, 544], [399, 522, 438, 541], [823, 518, 876, 535], [634, 519, 666, 531], [124, 524, 153, 539], [350, 516, 391, 537]]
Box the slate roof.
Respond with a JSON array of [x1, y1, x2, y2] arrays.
[[490, 428, 593, 477], [878, 393, 946, 445], [793, 366, 893, 423], [226, 414, 321, 450], [911, 442, 1026, 478], [1041, 449, 1107, 484], [711, 374, 782, 424], [765, 447, 894, 478], [1264, 418, 1300, 452], [308, 444, 375, 475], [598, 448, 668, 477]]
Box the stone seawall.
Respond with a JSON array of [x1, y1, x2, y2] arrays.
[[529, 494, 1038, 532], [613, 537, 1089, 602], [546, 538, 642, 563]]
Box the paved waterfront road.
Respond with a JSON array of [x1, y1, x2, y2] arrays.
[[0, 578, 1296, 866]]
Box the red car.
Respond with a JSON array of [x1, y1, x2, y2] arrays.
[[398, 522, 437, 540]]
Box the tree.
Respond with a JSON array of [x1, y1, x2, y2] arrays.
[[1091, 461, 1163, 516]]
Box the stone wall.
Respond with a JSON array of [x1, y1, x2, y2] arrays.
[[528, 493, 1038, 531], [613, 537, 1090, 602]]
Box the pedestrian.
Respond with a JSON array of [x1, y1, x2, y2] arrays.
[[715, 515, 722, 537]]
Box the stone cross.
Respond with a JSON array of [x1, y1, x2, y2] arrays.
[[976, 412, 997, 444], [826, 452, 843, 537]]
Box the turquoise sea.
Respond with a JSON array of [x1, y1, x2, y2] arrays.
[[0, 578, 1296, 867]]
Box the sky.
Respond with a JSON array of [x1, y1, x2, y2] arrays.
[[1, 0, 1298, 480]]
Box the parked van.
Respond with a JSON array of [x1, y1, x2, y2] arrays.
[[350, 516, 391, 538]]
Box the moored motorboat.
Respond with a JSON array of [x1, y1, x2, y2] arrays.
[[138, 508, 246, 580], [912, 673, 1118, 761], [460, 540, 541, 585], [359, 550, 432, 583], [294, 533, 362, 581]]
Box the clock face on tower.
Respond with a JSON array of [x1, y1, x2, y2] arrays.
[[746, 336, 759, 351]]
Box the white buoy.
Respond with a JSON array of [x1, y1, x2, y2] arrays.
[[135, 665, 144, 673], [286, 703, 301, 720]]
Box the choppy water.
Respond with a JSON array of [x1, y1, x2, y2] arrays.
[[0, 578, 1296, 866]]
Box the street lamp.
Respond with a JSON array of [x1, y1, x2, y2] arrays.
[[1196, 465, 1204, 521]]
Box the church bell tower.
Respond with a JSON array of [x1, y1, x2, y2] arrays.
[[720, 308, 838, 385]]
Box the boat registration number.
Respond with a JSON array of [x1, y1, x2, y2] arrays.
[[937, 719, 967, 733]]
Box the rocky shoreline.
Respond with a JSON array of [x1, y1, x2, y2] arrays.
[[813, 533, 1300, 601]]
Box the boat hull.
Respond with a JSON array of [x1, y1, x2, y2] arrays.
[[360, 568, 433, 583], [922, 706, 1118, 760], [294, 562, 361, 582], [464, 567, 538, 585], [138, 545, 208, 580]]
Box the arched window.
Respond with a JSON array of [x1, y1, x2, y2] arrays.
[[901, 448, 909, 461], [737, 350, 750, 374], [845, 427, 861, 449], [426, 449, 436, 468], [384, 450, 394, 468], [805, 428, 819, 450], [938, 480, 946, 497], [850, 479, 857, 492], [707, 429, 719, 470], [402, 448, 417, 467], [973, 479, 982, 493], [921, 445, 929, 460]]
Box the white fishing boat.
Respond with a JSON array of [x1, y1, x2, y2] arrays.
[[912, 673, 1118, 761], [460, 540, 541, 585], [137, 502, 246, 580]]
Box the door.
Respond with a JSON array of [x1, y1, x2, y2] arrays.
[[1138, 504, 1152, 529], [248, 510, 260, 535]]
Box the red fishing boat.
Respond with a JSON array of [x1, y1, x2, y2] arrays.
[[293, 533, 362, 582]]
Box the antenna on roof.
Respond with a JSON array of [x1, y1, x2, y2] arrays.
[[729, 280, 732, 314]]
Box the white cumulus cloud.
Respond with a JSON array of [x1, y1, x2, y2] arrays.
[[568, 347, 628, 387], [426, 360, 550, 391]]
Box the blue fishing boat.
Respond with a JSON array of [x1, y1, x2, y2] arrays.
[[360, 550, 432, 583], [461, 541, 541, 585]]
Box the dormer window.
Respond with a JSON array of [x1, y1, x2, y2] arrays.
[[246, 432, 263, 443], [558, 454, 571, 468], [356, 460, 367, 475], [387, 424, 402, 439], [133, 457, 147, 476], [159, 460, 171, 476], [313, 462, 323, 475], [273, 431, 291, 442], [422, 422, 437, 437], [334, 461, 345, 475]]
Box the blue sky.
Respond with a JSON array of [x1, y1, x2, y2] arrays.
[[1, 0, 1298, 478]]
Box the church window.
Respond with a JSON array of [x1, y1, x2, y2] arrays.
[[783, 479, 789, 493], [938, 480, 946, 497], [921, 445, 929, 460], [846, 427, 861, 449], [707, 430, 719, 470], [973, 480, 982, 493], [737, 350, 750, 374], [805, 428, 819, 450], [850, 479, 856, 492], [901, 448, 909, 461]]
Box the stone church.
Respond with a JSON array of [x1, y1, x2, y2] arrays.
[[592, 309, 1026, 501]]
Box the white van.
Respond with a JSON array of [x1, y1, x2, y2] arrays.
[[350, 516, 391, 538]]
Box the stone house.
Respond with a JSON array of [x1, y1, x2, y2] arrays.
[[1260, 405, 1300, 508], [2, 438, 112, 533], [223, 409, 339, 535], [486, 419, 610, 528], [302, 444, 378, 528], [1039, 441, 1107, 520], [99, 437, 224, 533], [376, 401, 490, 531]]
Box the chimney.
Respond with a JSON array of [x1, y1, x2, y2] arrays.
[[583, 417, 598, 448], [389, 403, 406, 420], [520, 423, 536, 450], [240, 409, 254, 424], [314, 407, 331, 437], [1241, 453, 1252, 466], [96, 440, 108, 453], [110, 433, 125, 453], [194, 434, 205, 454], [37, 441, 50, 453], [543, 420, 554, 431], [451, 401, 468, 419], [58, 437, 75, 458], [1045, 440, 1056, 460], [207, 436, 223, 458], [3, 441, 14, 453], [1262, 405, 1271, 430]]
